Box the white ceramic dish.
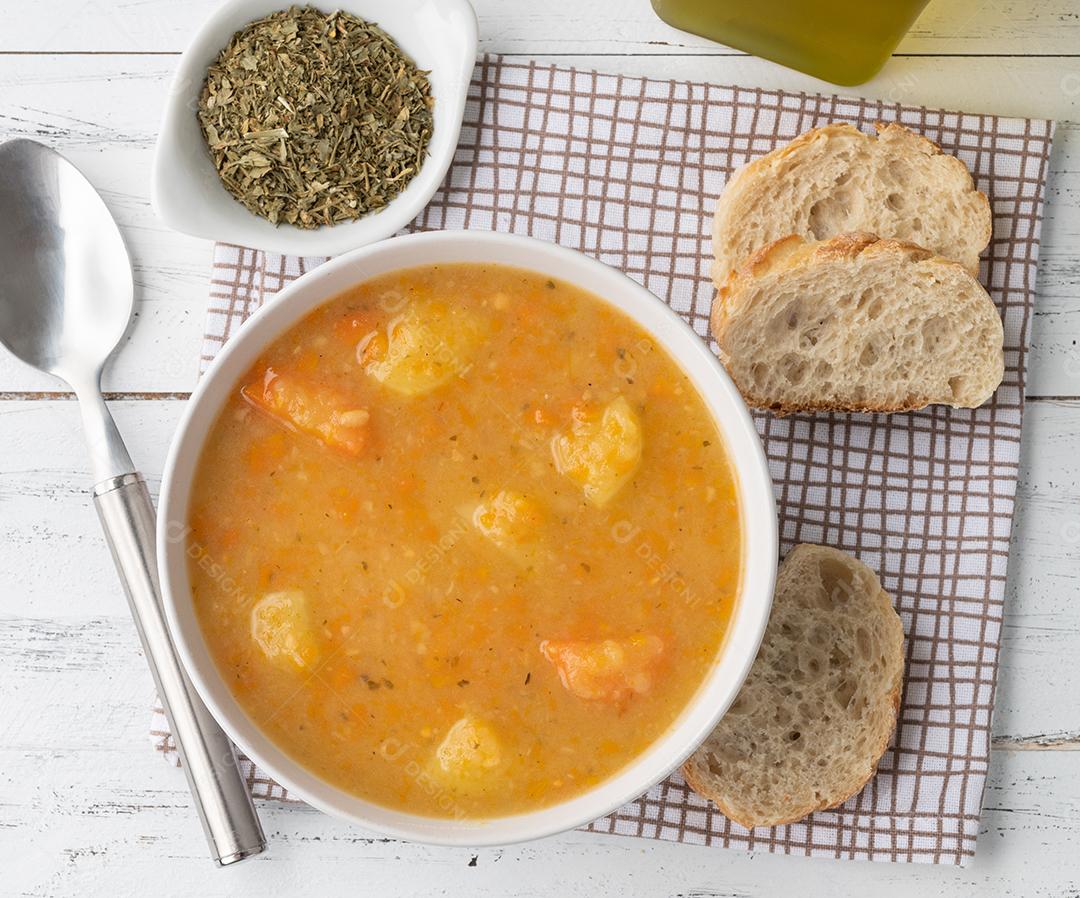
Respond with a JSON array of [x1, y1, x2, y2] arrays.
[[158, 231, 778, 846], [151, 0, 477, 256]]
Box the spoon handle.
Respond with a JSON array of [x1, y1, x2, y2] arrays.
[[93, 472, 267, 865]]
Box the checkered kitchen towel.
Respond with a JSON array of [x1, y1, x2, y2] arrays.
[[153, 56, 1056, 865]]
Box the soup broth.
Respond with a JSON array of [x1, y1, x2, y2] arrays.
[[187, 263, 742, 818]]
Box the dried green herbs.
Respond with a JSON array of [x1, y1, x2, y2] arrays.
[[197, 6, 434, 228]]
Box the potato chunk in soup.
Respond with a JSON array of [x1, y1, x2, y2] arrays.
[[551, 396, 642, 507], [472, 489, 545, 564], [360, 298, 488, 397], [250, 591, 319, 672], [432, 716, 504, 792]]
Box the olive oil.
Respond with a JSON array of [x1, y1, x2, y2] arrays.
[[650, 0, 931, 85]]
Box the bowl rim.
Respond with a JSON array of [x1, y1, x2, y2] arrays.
[[150, 0, 479, 256], [157, 230, 777, 846]]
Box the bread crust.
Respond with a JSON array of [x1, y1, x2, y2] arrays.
[[681, 545, 906, 829], [710, 232, 999, 416], [711, 122, 992, 282]]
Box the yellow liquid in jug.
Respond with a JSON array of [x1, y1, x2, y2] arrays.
[[651, 0, 930, 86]]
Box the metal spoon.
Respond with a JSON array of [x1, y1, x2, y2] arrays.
[[0, 139, 266, 866]]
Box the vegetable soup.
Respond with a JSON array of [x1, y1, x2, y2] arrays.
[[187, 263, 742, 818]]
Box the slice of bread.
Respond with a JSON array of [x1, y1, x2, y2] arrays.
[[712, 123, 991, 283], [683, 544, 905, 829], [711, 233, 1005, 414]]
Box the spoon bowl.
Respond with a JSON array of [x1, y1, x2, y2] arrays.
[[0, 139, 133, 383]]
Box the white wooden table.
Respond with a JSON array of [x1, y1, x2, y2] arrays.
[[2, 2, 1079, 894]]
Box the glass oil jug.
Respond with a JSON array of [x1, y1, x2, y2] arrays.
[[650, 0, 933, 85]]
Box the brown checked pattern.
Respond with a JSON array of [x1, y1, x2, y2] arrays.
[[152, 56, 1055, 865]]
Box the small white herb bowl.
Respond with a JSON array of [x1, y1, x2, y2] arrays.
[[151, 0, 478, 256]]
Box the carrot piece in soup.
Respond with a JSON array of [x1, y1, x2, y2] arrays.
[[251, 591, 320, 671], [551, 395, 642, 507], [540, 634, 664, 703], [242, 367, 369, 455]]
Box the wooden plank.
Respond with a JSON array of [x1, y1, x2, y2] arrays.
[[0, 54, 1077, 395], [3, 0, 1080, 57], [3, 397, 1079, 745]]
